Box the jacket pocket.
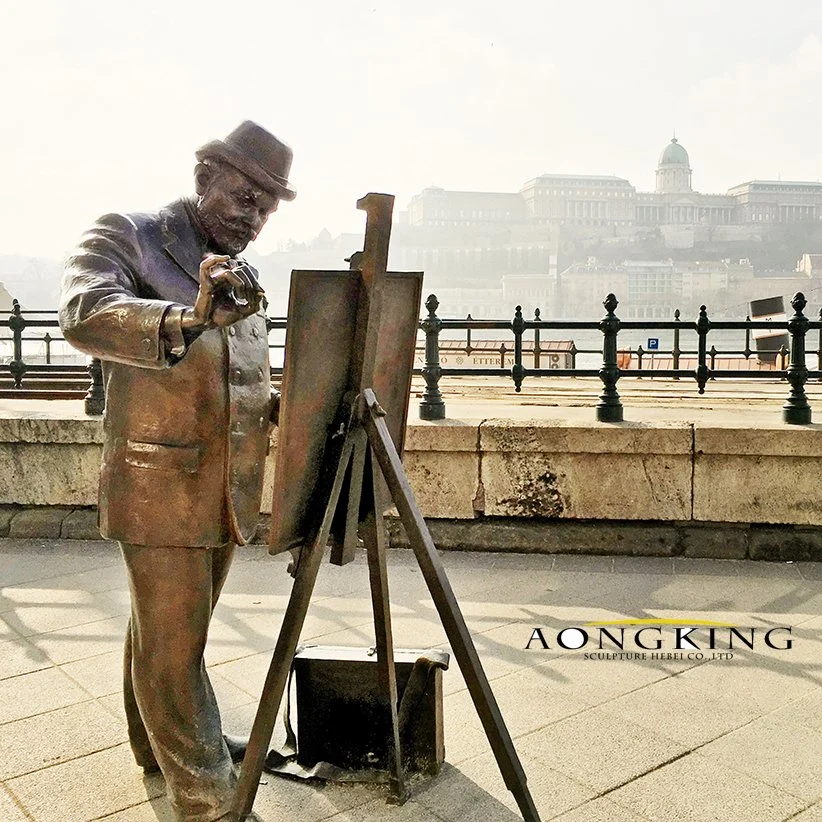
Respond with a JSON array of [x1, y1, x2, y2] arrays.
[[124, 440, 202, 473]]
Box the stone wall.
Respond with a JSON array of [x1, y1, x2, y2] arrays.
[[2, 412, 821, 557]]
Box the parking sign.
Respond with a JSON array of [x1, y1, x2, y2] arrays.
[[647, 338, 659, 350]]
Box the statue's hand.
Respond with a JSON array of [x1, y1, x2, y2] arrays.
[[183, 254, 265, 330]]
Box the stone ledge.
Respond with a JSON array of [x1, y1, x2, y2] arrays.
[[480, 418, 693, 455], [0, 416, 103, 445]]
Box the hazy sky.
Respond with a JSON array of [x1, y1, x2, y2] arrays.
[[3, 1, 822, 259]]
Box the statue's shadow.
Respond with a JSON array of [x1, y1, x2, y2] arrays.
[[139, 764, 523, 821]]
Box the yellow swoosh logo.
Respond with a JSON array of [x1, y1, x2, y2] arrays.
[[584, 618, 737, 627]]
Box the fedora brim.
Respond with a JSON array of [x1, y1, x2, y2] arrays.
[[195, 140, 297, 201]]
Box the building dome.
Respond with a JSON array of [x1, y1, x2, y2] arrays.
[[658, 137, 689, 167], [656, 136, 692, 193]]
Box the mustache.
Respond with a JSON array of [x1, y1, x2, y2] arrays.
[[220, 218, 256, 241]]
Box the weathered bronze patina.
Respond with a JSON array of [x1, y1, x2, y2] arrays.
[[59, 121, 294, 822]]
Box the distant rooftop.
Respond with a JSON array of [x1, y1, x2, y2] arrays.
[[530, 173, 631, 182], [728, 179, 822, 190]]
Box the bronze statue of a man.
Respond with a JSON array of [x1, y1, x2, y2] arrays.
[[59, 121, 296, 822]]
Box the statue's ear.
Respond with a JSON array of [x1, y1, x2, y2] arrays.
[[194, 161, 213, 196]]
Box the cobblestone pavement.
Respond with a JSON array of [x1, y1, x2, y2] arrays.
[[0, 540, 820, 821]]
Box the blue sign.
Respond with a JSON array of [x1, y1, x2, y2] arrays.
[[647, 338, 659, 350]]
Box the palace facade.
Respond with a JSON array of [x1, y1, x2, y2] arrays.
[[404, 137, 822, 230]]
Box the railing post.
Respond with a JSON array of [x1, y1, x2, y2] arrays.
[[695, 305, 710, 394], [85, 358, 105, 415], [778, 344, 789, 371], [465, 314, 473, 356], [512, 305, 525, 392], [570, 342, 577, 370], [672, 308, 681, 380], [419, 294, 445, 421], [783, 292, 811, 424], [8, 300, 26, 389], [744, 316, 752, 359], [597, 293, 623, 422], [636, 345, 644, 372], [43, 332, 52, 365], [817, 307, 822, 381], [499, 343, 507, 368], [709, 345, 718, 379], [533, 308, 541, 369]]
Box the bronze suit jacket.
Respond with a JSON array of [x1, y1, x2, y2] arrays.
[[59, 199, 271, 547]]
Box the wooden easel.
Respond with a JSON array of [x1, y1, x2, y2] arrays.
[[231, 194, 540, 822]]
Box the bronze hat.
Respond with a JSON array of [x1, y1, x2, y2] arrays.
[[195, 121, 297, 201]]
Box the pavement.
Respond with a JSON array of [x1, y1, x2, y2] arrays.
[[1, 539, 821, 821]]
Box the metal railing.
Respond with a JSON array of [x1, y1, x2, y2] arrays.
[[417, 291, 821, 425], [3, 294, 820, 424]]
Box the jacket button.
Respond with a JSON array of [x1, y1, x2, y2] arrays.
[[258, 367, 265, 380], [141, 338, 152, 350], [252, 327, 259, 338], [233, 368, 242, 382], [228, 326, 236, 336]]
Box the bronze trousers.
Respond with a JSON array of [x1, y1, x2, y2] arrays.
[[120, 541, 237, 822]]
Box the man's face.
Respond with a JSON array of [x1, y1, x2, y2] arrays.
[[197, 163, 280, 256]]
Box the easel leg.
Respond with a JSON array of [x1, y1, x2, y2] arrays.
[[363, 398, 542, 822], [231, 436, 356, 821], [361, 450, 406, 803]]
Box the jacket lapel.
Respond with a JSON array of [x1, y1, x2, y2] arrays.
[[161, 199, 204, 285]]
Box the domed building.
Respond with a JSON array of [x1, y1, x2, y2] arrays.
[[656, 136, 692, 194]]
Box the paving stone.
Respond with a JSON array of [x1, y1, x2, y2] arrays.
[[0, 634, 52, 680], [553, 797, 651, 821], [0, 700, 125, 778], [676, 653, 819, 713], [698, 714, 822, 802], [0, 785, 28, 821], [0, 666, 89, 725], [0, 541, 819, 822], [323, 796, 446, 821], [396, 762, 524, 822], [608, 751, 805, 822], [516, 708, 688, 794], [211, 651, 272, 697], [29, 614, 129, 665], [772, 686, 822, 734], [612, 556, 675, 574], [798, 562, 822, 581], [421, 752, 596, 821], [599, 672, 761, 748], [96, 797, 177, 820], [60, 650, 122, 698], [673, 556, 742, 576], [8, 507, 69, 539], [788, 803, 822, 822], [530, 655, 670, 706], [444, 668, 588, 748], [6, 742, 166, 822], [0, 539, 120, 587], [60, 507, 101, 540], [0, 589, 123, 637]]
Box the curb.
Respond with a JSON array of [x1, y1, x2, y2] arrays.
[[1, 505, 821, 561]]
